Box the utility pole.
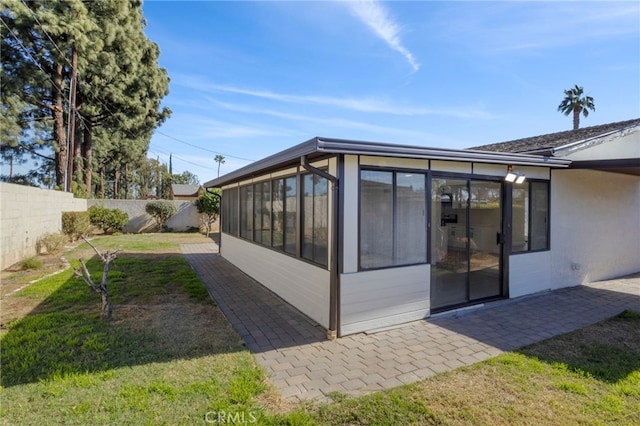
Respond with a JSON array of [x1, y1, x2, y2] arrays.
[[65, 44, 78, 192]]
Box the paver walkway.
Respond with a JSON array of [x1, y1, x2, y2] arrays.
[[182, 242, 640, 402]]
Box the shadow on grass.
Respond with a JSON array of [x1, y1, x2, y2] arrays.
[[1, 252, 244, 388], [516, 310, 640, 384]]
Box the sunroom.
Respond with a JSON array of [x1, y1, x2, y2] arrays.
[[204, 138, 570, 338]]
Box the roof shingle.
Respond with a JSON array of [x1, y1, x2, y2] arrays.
[[470, 118, 640, 154]]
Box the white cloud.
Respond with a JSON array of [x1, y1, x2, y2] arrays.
[[347, 0, 420, 72], [176, 75, 495, 119]]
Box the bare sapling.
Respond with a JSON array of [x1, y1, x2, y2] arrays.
[[73, 236, 120, 320]]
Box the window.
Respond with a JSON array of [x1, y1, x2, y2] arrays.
[[252, 181, 271, 246], [222, 187, 238, 236], [272, 179, 285, 251], [301, 173, 328, 266], [284, 176, 297, 254], [224, 173, 324, 268], [239, 185, 253, 240], [512, 180, 549, 252], [360, 170, 427, 269]]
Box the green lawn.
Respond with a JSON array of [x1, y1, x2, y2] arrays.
[[1, 234, 638, 425]]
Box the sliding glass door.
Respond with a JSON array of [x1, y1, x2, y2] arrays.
[[431, 177, 504, 311]]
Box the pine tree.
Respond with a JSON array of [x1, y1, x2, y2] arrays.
[[1, 0, 170, 195]]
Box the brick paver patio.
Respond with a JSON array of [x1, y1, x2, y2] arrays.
[[182, 242, 640, 402]]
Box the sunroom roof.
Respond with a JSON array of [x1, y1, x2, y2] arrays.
[[204, 137, 571, 188]]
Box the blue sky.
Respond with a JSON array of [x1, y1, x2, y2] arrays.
[[139, 0, 639, 183]]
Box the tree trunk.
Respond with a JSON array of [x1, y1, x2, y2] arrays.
[[573, 106, 580, 130], [124, 163, 129, 199], [53, 63, 67, 188], [66, 45, 78, 192], [114, 167, 120, 199], [101, 291, 112, 320], [83, 122, 93, 194], [99, 166, 105, 198], [73, 115, 83, 187]]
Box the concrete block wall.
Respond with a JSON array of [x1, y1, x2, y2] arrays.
[[1, 183, 216, 270], [1, 183, 87, 270], [86, 199, 206, 233]]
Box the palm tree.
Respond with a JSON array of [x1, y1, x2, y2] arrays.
[[214, 154, 226, 177], [557, 85, 595, 130]]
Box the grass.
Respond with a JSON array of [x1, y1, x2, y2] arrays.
[[1, 233, 638, 425], [20, 256, 43, 271], [300, 310, 640, 425], [1, 233, 272, 425]]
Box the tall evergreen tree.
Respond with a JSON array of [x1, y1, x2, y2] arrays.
[[1, 0, 170, 195], [1, 0, 93, 188]]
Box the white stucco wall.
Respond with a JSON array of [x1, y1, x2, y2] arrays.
[[550, 169, 640, 286], [220, 234, 330, 328], [509, 251, 553, 298], [557, 127, 639, 161], [0, 183, 87, 270]]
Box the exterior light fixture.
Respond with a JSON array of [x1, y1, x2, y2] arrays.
[[505, 165, 526, 184]]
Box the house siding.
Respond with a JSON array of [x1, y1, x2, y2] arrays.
[[221, 234, 330, 327], [340, 264, 431, 335]]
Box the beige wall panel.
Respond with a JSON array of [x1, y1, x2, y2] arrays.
[[340, 264, 430, 335], [221, 234, 330, 328], [431, 160, 472, 174], [342, 156, 360, 273], [360, 156, 429, 170]]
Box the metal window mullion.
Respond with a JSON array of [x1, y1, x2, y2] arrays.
[[465, 179, 471, 302], [295, 171, 302, 258], [392, 171, 398, 265]]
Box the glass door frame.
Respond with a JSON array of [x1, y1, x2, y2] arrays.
[[428, 171, 510, 312]]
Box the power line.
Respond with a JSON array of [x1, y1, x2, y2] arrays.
[[20, 0, 74, 70], [0, 16, 62, 91], [149, 143, 212, 169], [3, 10, 254, 177], [153, 130, 255, 162], [13, 5, 255, 165]]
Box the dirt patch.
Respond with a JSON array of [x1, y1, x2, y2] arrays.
[[115, 293, 244, 354], [0, 254, 70, 327]]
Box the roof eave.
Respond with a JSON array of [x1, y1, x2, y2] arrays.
[[205, 137, 571, 188]]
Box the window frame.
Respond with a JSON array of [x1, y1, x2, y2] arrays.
[[358, 166, 428, 271], [511, 179, 550, 254], [301, 172, 329, 267], [221, 169, 329, 269]]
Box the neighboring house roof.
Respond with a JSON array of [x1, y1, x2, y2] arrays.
[[471, 118, 640, 176], [204, 137, 570, 188], [470, 118, 640, 154], [171, 184, 202, 197]]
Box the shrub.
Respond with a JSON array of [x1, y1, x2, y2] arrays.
[[145, 200, 177, 231], [62, 211, 90, 241], [37, 233, 67, 254], [194, 190, 220, 237], [88, 205, 129, 234], [22, 256, 43, 270]]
